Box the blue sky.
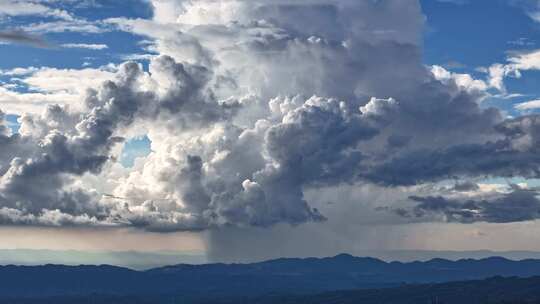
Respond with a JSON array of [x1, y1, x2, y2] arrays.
[[0, 1, 151, 69], [422, 0, 540, 116], [422, 0, 537, 67]]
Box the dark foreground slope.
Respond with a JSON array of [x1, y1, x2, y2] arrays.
[[213, 276, 540, 304], [3, 254, 540, 300], [4, 276, 540, 304]]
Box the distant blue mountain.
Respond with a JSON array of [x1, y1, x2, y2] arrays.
[[4, 254, 540, 300], [0, 249, 206, 270]]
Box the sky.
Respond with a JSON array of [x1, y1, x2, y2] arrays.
[[2, 0, 540, 264]]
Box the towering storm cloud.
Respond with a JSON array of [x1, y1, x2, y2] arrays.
[[1, 0, 540, 235]]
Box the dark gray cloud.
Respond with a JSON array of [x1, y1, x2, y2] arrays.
[[398, 187, 540, 224], [0, 30, 50, 48], [0, 63, 145, 219], [0, 110, 9, 137], [362, 115, 540, 186], [453, 181, 480, 192]]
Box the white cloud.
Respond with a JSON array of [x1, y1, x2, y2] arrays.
[[515, 99, 540, 110], [0, 0, 73, 20], [0, 67, 40, 76], [508, 37, 536, 47], [484, 49, 540, 94], [431, 65, 489, 93], [0, 86, 78, 115], [21, 66, 117, 94], [525, 1, 540, 23], [508, 49, 540, 70], [531, 11, 540, 22], [511, 0, 540, 23], [22, 20, 107, 34], [120, 53, 157, 61], [61, 43, 108, 50], [0, 66, 117, 114], [0, 0, 109, 34]]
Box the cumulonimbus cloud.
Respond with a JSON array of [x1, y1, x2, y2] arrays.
[[1, 0, 540, 231]]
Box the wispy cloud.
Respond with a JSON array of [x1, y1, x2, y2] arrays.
[[0, 0, 73, 20], [511, 0, 540, 23], [120, 53, 156, 61], [508, 37, 536, 47], [22, 20, 108, 34], [61, 43, 108, 50]]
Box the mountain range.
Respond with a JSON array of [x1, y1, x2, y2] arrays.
[[6, 249, 540, 269], [4, 254, 540, 302], [0, 249, 206, 270]]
